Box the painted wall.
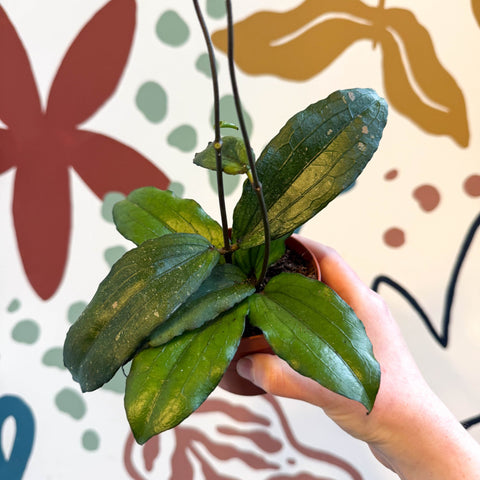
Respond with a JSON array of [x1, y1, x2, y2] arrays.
[[1, 1, 479, 479]]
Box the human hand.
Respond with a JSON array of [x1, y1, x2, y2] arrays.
[[237, 238, 480, 479]]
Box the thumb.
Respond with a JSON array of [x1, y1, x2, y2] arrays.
[[236, 353, 366, 416], [236, 353, 328, 405]]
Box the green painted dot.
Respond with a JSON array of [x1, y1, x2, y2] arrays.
[[7, 299, 21, 312], [102, 192, 125, 223], [103, 362, 130, 394], [169, 181, 185, 197], [42, 347, 65, 369], [207, 0, 226, 18], [210, 95, 253, 139], [167, 125, 197, 152], [68, 301, 87, 324], [55, 388, 86, 420], [82, 430, 100, 451], [136, 81, 168, 123], [12, 320, 40, 344], [104, 246, 127, 267], [156, 10, 189, 47], [195, 53, 218, 78], [208, 170, 240, 197]]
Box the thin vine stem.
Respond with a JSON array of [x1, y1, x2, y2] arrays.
[[192, 0, 230, 254], [225, 0, 271, 288]]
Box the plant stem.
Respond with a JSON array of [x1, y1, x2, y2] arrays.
[[225, 0, 271, 289], [192, 0, 230, 255]]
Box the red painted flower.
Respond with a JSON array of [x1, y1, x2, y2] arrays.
[[0, 0, 169, 300], [124, 396, 363, 480]]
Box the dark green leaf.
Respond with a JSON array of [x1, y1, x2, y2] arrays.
[[232, 89, 388, 248], [248, 273, 380, 411], [63, 233, 220, 392], [193, 136, 251, 175], [148, 263, 254, 346], [125, 301, 247, 443], [233, 236, 287, 280], [113, 187, 223, 247]]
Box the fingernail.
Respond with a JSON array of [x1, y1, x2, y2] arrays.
[[236, 357, 253, 381]]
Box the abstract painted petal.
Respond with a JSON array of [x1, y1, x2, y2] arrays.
[[265, 396, 363, 480], [473, 0, 480, 28], [46, 0, 136, 126], [70, 130, 169, 198], [0, 6, 42, 128], [0, 129, 15, 173], [212, 12, 368, 80], [212, 1, 468, 146], [381, 9, 469, 147], [170, 433, 194, 480], [13, 164, 70, 300]]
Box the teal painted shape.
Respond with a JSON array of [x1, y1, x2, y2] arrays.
[[55, 388, 86, 420], [168, 182, 185, 197], [0, 395, 35, 480], [7, 299, 21, 313], [104, 246, 127, 267], [208, 170, 240, 196], [207, 0, 226, 18], [11, 320, 39, 344], [82, 430, 100, 451], [167, 125, 197, 152], [136, 81, 167, 123], [42, 347, 65, 370], [156, 10, 189, 46], [210, 95, 253, 139], [102, 192, 126, 223], [195, 53, 214, 78], [68, 302, 87, 324]]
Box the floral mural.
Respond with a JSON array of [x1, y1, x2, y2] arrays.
[[1, 1, 479, 479], [0, 0, 169, 300]]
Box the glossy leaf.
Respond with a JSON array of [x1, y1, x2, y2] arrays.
[[233, 236, 287, 280], [148, 263, 254, 346], [194, 136, 251, 175], [113, 187, 223, 247], [64, 233, 220, 392], [248, 273, 380, 411], [232, 89, 388, 248], [125, 301, 247, 443]]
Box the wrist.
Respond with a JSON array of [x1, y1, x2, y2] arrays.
[[371, 395, 480, 479]]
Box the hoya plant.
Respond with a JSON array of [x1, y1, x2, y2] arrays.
[[64, 0, 388, 445]]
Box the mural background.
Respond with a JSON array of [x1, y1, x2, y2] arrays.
[[1, 0, 479, 478]]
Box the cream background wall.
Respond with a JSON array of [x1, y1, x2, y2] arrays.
[[1, 1, 479, 479]]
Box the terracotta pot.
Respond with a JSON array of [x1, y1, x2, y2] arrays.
[[218, 234, 321, 396]]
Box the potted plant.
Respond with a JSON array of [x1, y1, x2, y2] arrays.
[[63, 0, 388, 445]]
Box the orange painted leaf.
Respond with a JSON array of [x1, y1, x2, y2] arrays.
[[212, 1, 469, 146], [473, 0, 480, 27], [212, 13, 367, 80], [381, 9, 469, 146]]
